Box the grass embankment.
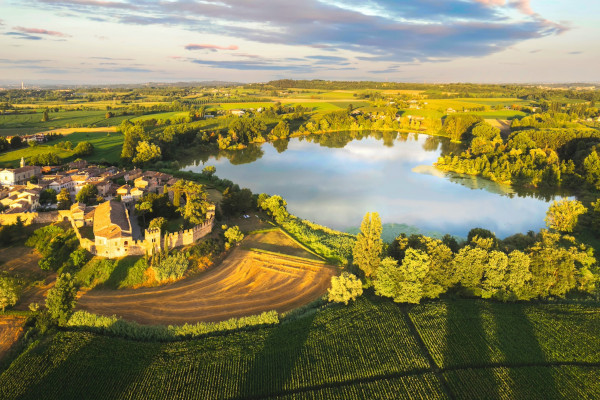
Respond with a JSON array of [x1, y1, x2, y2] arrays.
[[0, 131, 124, 167], [0, 297, 598, 399]]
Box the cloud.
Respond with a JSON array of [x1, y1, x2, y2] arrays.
[[13, 26, 70, 37], [568, 51, 583, 55], [190, 59, 315, 72], [5, 32, 42, 40], [185, 43, 239, 51], [93, 66, 154, 73], [0, 19, 4, 26], [90, 56, 134, 60], [26, 0, 567, 64]]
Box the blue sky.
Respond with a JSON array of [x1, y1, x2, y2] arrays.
[[0, 0, 598, 84]]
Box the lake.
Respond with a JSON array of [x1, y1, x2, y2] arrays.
[[182, 131, 565, 239]]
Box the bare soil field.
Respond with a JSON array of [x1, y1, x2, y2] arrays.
[[485, 118, 512, 137], [0, 246, 55, 310], [243, 229, 323, 261], [0, 316, 26, 361], [77, 245, 337, 325], [37, 127, 118, 135]]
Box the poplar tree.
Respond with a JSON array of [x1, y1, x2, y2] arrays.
[[353, 212, 383, 278]]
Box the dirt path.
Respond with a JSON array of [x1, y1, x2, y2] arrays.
[[37, 127, 118, 135], [77, 248, 337, 325]]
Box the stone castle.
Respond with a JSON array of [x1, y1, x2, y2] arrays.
[[69, 200, 215, 258]]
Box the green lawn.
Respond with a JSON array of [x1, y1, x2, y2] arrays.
[[0, 297, 598, 399], [0, 131, 124, 167], [0, 110, 130, 136]]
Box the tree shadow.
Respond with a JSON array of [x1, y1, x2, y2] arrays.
[[441, 300, 500, 399], [102, 256, 140, 289], [238, 312, 316, 398], [491, 302, 561, 398], [3, 332, 160, 400]]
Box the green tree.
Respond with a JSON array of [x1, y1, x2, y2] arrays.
[[40, 188, 57, 204], [202, 165, 216, 177], [46, 273, 78, 325], [545, 199, 587, 232], [327, 272, 363, 305], [353, 212, 383, 278], [374, 251, 430, 303], [269, 120, 290, 139], [76, 184, 99, 206], [148, 217, 168, 232], [57, 188, 72, 210], [0, 276, 20, 312], [42, 108, 49, 122], [132, 141, 162, 165], [73, 141, 94, 157], [259, 195, 290, 224], [224, 225, 244, 249], [172, 180, 210, 225]]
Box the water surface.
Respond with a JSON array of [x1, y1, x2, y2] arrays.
[[183, 132, 564, 238]]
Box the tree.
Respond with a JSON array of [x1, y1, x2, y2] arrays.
[[374, 252, 430, 304], [46, 273, 78, 325], [132, 141, 162, 165], [353, 212, 383, 278], [9, 136, 22, 149], [148, 217, 168, 232], [76, 184, 99, 206], [172, 180, 210, 225], [73, 141, 94, 157], [224, 225, 244, 249], [42, 108, 49, 122], [327, 272, 363, 305], [202, 165, 216, 177], [269, 120, 290, 139], [259, 194, 289, 224], [57, 188, 72, 210], [40, 188, 57, 205], [105, 111, 114, 119], [0, 276, 20, 312], [545, 199, 587, 232]]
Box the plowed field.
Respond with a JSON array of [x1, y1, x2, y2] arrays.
[[77, 245, 336, 325]]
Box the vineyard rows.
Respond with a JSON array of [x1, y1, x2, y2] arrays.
[[1, 298, 599, 399]]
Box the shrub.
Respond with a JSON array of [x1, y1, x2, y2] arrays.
[[327, 272, 363, 305]]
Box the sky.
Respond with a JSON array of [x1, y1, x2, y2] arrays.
[[0, 0, 598, 84]]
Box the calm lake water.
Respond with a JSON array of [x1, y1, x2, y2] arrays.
[[182, 132, 565, 239]]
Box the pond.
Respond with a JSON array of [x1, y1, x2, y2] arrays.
[[182, 131, 566, 239]]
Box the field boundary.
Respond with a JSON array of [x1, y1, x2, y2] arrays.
[[245, 247, 328, 265]]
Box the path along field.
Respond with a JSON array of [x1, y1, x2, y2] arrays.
[[77, 232, 336, 324]]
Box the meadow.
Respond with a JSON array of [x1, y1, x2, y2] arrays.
[[0, 110, 130, 136], [0, 297, 598, 399], [0, 131, 124, 167]]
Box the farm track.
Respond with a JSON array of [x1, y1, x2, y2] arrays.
[[77, 248, 337, 325]]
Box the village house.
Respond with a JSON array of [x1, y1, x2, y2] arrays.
[[0, 185, 42, 213], [230, 109, 246, 117], [69, 202, 94, 227], [0, 158, 41, 186]]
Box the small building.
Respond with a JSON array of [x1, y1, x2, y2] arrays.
[[230, 109, 246, 117]]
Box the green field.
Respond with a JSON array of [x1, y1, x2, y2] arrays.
[[0, 131, 124, 167], [469, 110, 527, 119], [0, 110, 130, 136], [1, 298, 598, 399], [129, 111, 189, 123]]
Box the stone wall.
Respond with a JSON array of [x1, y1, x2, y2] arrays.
[[0, 211, 60, 226]]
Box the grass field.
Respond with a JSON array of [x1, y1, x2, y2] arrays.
[[129, 111, 189, 123], [76, 230, 336, 325], [0, 131, 124, 167], [0, 110, 130, 136], [0, 297, 598, 399], [470, 110, 527, 119]]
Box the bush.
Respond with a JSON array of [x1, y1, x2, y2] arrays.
[[46, 273, 78, 325], [152, 251, 189, 282]]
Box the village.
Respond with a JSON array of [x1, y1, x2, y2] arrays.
[[0, 158, 215, 258]]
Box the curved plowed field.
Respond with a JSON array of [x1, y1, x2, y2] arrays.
[[77, 248, 337, 325], [0, 316, 26, 361]]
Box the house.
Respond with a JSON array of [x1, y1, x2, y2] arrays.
[[93, 200, 133, 258], [70, 202, 94, 227], [0, 158, 41, 186], [230, 109, 246, 117], [446, 108, 456, 114], [124, 168, 143, 182]]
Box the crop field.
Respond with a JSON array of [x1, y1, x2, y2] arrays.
[[470, 110, 527, 119], [129, 111, 189, 123], [0, 316, 26, 362], [76, 236, 337, 324], [0, 110, 130, 136], [0, 131, 124, 167], [0, 298, 598, 399], [243, 229, 324, 261], [217, 102, 275, 110]]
